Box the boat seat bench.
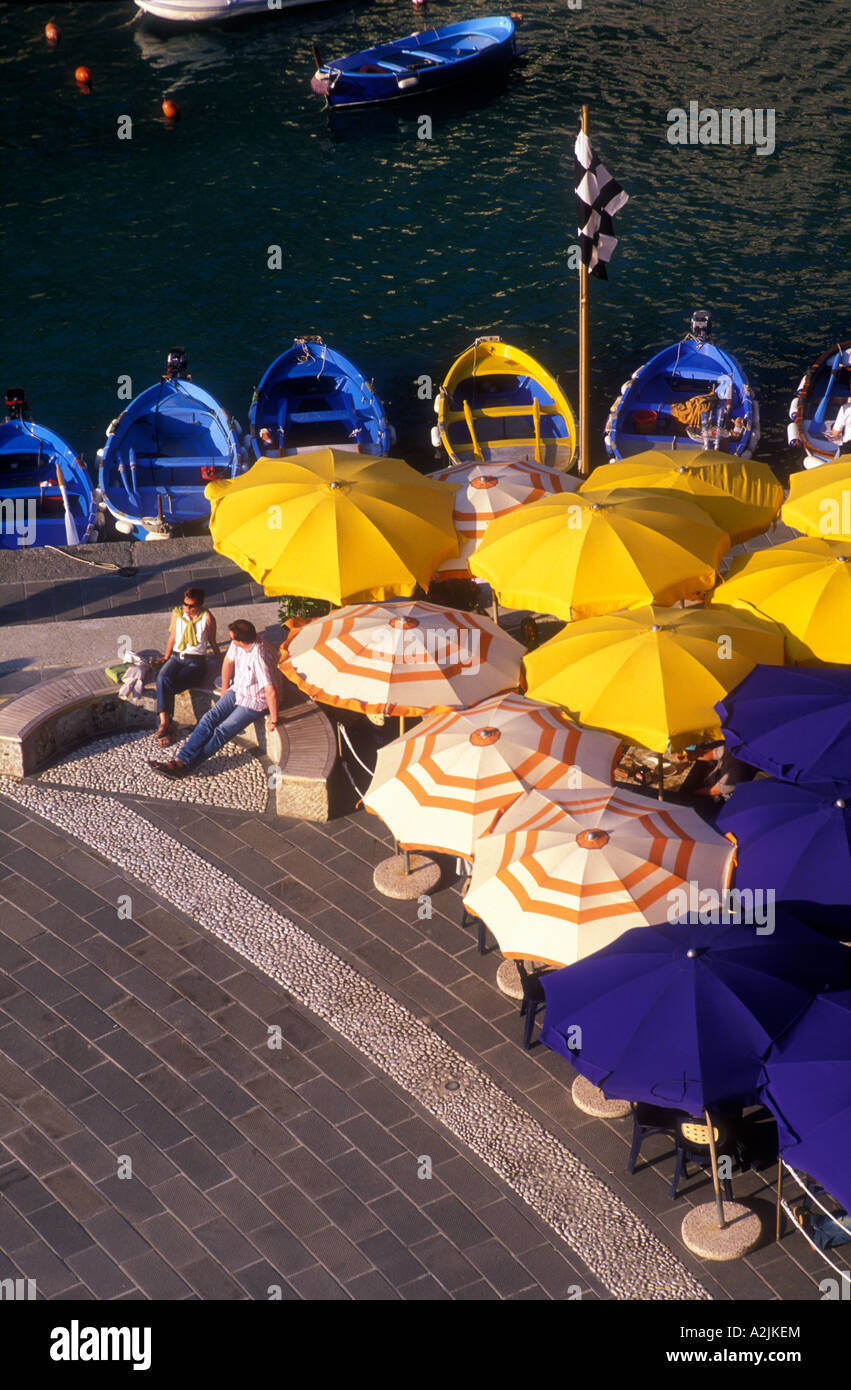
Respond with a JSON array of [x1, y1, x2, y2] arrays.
[[288, 411, 352, 425], [0, 665, 340, 822], [445, 404, 560, 420], [120, 455, 230, 469]]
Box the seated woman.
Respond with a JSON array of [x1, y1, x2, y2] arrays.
[[155, 586, 221, 746]]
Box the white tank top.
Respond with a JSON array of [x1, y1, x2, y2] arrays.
[[174, 609, 211, 657]]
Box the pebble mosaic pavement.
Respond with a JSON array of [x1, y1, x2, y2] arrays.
[[35, 730, 267, 813]]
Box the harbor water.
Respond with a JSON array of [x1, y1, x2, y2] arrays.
[[2, 0, 849, 475]]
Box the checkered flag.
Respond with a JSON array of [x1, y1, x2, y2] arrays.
[[575, 129, 629, 279]]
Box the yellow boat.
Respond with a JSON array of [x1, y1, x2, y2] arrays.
[[432, 337, 577, 470]]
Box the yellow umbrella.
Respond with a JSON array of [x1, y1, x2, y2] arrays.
[[463, 786, 736, 966], [469, 487, 729, 620], [205, 448, 457, 604], [781, 459, 851, 540], [710, 537, 851, 664], [581, 448, 783, 544], [523, 604, 784, 753]]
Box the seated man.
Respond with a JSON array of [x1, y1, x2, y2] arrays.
[[664, 740, 756, 819], [714, 372, 734, 428], [149, 618, 280, 780], [827, 397, 851, 448], [793, 1192, 851, 1253]]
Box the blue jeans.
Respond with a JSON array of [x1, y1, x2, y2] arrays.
[[156, 653, 208, 719], [177, 688, 261, 769], [810, 1212, 851, 1251]]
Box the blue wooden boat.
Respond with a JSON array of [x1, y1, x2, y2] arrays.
[[97, 349, 242, 540], [788, 340, 851, 467], [247, 336, 392, 460], [310, 17, 517, 109], [0, 389, 98, 550], [605, 311, 760, 460]]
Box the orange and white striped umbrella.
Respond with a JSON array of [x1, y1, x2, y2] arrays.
[[464, 786, 735, 966], [428, 460, 579, 578], [363, 692, 621, 858], [279, 600, 524, 717]]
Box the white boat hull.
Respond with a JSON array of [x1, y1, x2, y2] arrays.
[[136, 0, 337, 21]]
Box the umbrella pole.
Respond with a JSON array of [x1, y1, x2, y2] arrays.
[[578, 104, 591, 476], [775, 1162, 783, 1240], [399, 715, 406, 738], [491, 594, 499, 626], [393, 836, 410, 878], [704, 1109, 727, 1230], [657, 753, 664, 802]]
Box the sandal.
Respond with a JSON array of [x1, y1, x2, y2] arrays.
[[155, 726, 174, 747], [790, 1200, 813, 1237]]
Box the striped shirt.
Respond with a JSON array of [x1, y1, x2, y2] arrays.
[[228, 640, 280, 713]]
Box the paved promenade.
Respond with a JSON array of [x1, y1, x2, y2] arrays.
[[0, 538, 268, 698], [0, 796, 604, 1301], [0, 519, 830, 1302], [0, 767, 829, 1300]]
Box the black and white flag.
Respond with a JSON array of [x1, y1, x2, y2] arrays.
[[574, 130, 629, 279]]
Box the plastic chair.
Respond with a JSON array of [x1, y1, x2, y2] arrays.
[[519, 967, 546, 1049], [671, 1117, 736, 1200], [626, 1102, 687, 1176], [460, 904, 487, 955]]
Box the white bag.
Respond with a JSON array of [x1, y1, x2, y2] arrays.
[[118, 652, 150, 702]]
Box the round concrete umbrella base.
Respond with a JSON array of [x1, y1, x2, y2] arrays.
[[373, 853, 441, 900], [495, 959, 554, 999], [681, 1202, 762, 1260], [571, 1075, 631, 1119], [496, 960, 526, 1000]]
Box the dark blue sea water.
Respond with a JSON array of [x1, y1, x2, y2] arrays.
[[2, 0, 849, 475]]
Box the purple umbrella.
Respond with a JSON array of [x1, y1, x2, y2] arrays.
[[716, 664, 851, 791], [761, 991, 851, 1214], [540, 916, 849, 1115], [717, 779, 851, 936]]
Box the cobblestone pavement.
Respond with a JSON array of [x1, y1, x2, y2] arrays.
[[0, 774, 830, 1301]]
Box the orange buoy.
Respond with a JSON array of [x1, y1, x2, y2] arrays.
[[45, 21, 61, 43], [75, 65, 91, 85], [162, 98, 180, 120], [509, 11, 523, 21]]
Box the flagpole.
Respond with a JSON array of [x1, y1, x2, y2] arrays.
[[578, 104, 591, 478]]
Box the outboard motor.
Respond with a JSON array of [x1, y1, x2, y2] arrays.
[[5, 388, 28, 421], [690, 309, 713, 343], [164, 347, 189, 380]]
